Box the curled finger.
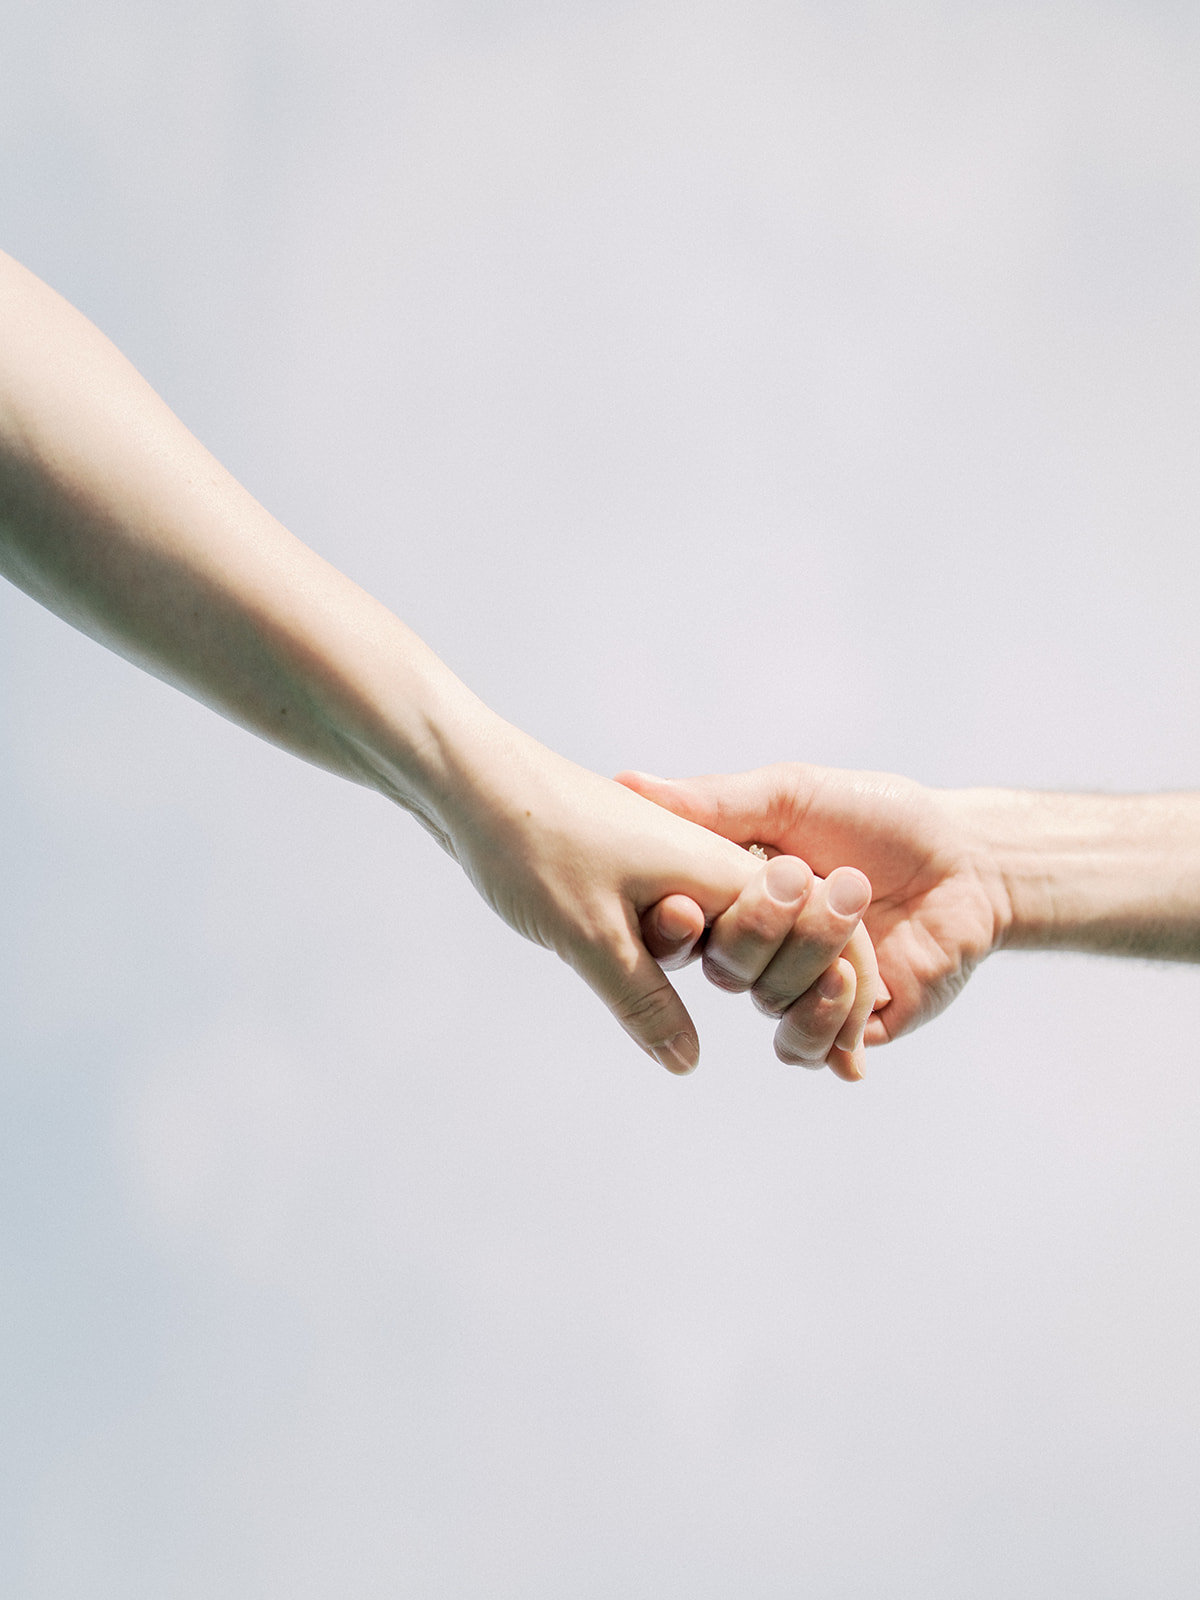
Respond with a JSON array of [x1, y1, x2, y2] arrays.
[[773, 957, 861, 1078], [640, 893, 706, 970], [747, 866, 871, 1019], [700, 854, 815, 995]]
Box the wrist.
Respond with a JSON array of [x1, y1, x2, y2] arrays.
[[337, 671, 508, 859], [935, 787, 1024, 953], [283, 594, 504, 856], [331, 626, 557, 875]]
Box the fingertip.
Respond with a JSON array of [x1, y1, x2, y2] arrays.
[[643, 894, 705, 967], [863, 1013, 890, 1047], [830, 958, 863, 1053], [826, 867, 872, 919], [701, 948, 754, 993], [763, 853, 813, 905], [607, 940, 700, 1076], [816, 962, 848, 1002], [834, 1024, 865, 1056], [657, 898, 702, 943], [772, 966, 856, 1070], [652, 1031, 700, 1075], [828, 1043, 866, 1082]]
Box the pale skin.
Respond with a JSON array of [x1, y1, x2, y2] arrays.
[[626, 765, 1200, 1048], [0, 252, 879, 1076]]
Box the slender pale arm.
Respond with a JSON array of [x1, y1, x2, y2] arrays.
[[0, 251, 780, 1073]]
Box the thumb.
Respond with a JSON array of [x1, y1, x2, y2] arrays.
[[613, 770, 723, 831], [615, 766, 803, 847], [583, 926, 703, 1075]]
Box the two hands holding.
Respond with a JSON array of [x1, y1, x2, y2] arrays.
[[522, 758, 1002, 1083], [439, 717, 1004, 1083], [4, 248, 1192, 1062], [619, 768, 904, 1083], [538, 761, 1200, 1078]]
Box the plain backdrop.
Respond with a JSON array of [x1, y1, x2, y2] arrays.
[[2, 2, 1199, 1595]]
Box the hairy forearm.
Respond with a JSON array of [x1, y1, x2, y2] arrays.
[[946, 788, 1200, 960], [0, 250, 496, 846]]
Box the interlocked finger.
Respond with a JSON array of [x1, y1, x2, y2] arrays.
[[706, 862, 871, 1015], [699, 854, 815, 993], [773, 957, 858, 1068]]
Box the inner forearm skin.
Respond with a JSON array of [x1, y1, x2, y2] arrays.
[[0, 249, 488, 847]]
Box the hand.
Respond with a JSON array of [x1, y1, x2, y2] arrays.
[[432, 720, 769, 1075], [617, 764, 1009, 1047], [642, 854, 879, 1081]]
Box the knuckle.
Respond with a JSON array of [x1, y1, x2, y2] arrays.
[[775, 1024, 826, 1064], [703, 955, 751, 994], [657, 944, 699, 973], [784, 918, 841, 962], [580, 918, 682, 1040], [611, 972, 674, 1032], [736, 902, 789, 943], [775, 1033, 826, 1068], [749, 934, 846, 1018], [774, 996, 842, 1065], [752, 984, 792, 1018]]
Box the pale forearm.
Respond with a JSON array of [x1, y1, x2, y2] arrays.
[[946, 788, 1200, 960], [0, 250, 489, 844], [0, 253, 772, 1071]]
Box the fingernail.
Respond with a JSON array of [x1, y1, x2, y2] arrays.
[[827, 869, 871, 917], [628, 771, 670, 784], [832, 1043, 866, 1082], [657, 905, 697, 944], [764, 854, 811, 905], [816, 965, 845, 1000], [653, 1032, 698, 1075]]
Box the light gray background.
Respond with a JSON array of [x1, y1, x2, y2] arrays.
[[3, 3, 1199, 1595]]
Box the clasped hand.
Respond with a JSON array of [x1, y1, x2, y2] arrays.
[[618, 763, 1006, 1081], [439, 736, 998, 1084]]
